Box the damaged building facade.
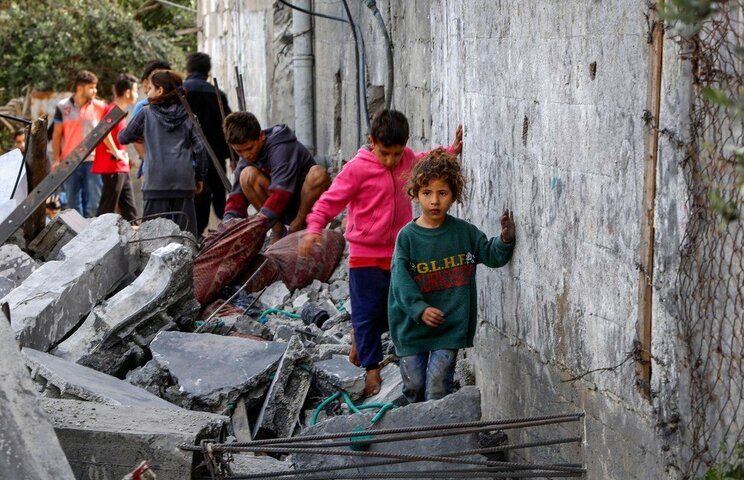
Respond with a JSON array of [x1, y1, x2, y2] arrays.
[[199, 1, 743, 479]]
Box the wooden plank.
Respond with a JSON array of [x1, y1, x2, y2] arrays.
[[637, 5, 665, 399], [0, 106, 126, 245], [22, 115, 50, 242]]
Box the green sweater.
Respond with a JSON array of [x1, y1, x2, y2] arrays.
[[388, 215, 514, 357]]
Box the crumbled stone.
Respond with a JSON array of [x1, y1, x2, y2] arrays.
[[0, 244, 38, 298], [261, 281, 291, 308], [314, 356, 366, 400]]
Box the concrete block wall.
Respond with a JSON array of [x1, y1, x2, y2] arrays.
[[199, 1, 693, 477]]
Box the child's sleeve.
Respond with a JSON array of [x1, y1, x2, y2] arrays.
[[304, 162, 358, 235], [472, 224, 515, 268], [117, 111, 144, 145], [389, 235, 430, 324]]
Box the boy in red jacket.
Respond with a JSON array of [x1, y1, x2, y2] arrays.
[[93, 74, 139, 220], [300, 110, 462, 396]]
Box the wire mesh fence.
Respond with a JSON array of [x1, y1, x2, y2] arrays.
[[675, 2, 744, 476]]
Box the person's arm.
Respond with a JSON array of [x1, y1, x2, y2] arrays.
[[102, 133, 127, 162], [413, 124, 464, 161], [117, 110, 145, 145], [473, 210, 516, 268], [223, 159, 249, 221]]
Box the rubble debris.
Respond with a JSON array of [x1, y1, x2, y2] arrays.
[[228, 453, 293, 476], [0, 243, 38, 298], [26, 209, 89, 261], [3, 214, 135, 351], [0, 148, 27, 223], [53, 243, 195, 377], [42, 398, 229, 480], [23, 348, 181, 410], [125, 359, 171, 398], [310, 343, 352, 362], [292, 386, 484, 475], [228, 315, 274, 340], [132, 218, 197, 274], [362, 363, 406, 406], [262, 280, 291, 308], [254, 335, 312, 439], [0, 300, 75, 479], [231, 397, 252, 441], [148, 330, 287, 411], [314, 356, 366, 400]]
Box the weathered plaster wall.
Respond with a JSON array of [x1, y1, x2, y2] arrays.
[[199, 1, 691, 477]]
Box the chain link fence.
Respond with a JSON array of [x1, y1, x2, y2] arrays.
[[675, 2, 744, 476]]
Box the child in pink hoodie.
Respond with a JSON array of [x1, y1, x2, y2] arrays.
[[300, 110, 462, 396]]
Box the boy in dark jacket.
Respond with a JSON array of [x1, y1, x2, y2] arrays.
[[388, 151, 515, 403], [222, 112, 329, 242]]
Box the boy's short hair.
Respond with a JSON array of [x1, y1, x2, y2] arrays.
[[141, 59, 172, 82], [73, 70, 98, 89], [370, 109, 409, 147], [186, 52, 211, 76], [14, 127, 25, 138], [407, 150, 465, 203], [113, 74, 138, 97], [223, 112, 262, 144]]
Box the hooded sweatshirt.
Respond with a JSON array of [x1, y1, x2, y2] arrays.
[[305, 145, 455, 258], [224, 124, 315, 223], [119, 102, 207, 199]]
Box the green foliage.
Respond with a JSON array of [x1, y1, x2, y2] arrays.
[[116, 0, 197, 54], [0, 1, 185, 103], [701, 444, 744, 480]]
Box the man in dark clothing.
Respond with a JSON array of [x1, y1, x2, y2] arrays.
[[222, 112, 330, 242], [183, 52, 232, 236]]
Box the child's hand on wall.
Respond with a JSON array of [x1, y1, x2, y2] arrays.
[[421, 306, 445, 327], [500, 209, 515, 244], [451, 125, 463, 156]]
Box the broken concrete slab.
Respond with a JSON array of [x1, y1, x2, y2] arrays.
[[362, 363, 406, 406], [149, 331, 287, 411], [26, 209, 89, 261], [42, 398, 229, 480], [310, 343, 352, 362], [314, 356, 366, 400], [125, 359, 171, 398], [0, 298, 75, 479], [0, 243, 38, 298], [292, 386, 484, 476], [23, 348, 181, 410], [254, 335, 312, 439], [3, 214, 135, 351], [53, 243, 193, 377], [0, 148, 27, 224], [261, 280, 291, 308], [133, 217, 197, 274]]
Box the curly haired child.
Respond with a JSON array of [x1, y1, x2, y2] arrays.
[[388, 151, 515, 403], [300, 110, 462, 397]]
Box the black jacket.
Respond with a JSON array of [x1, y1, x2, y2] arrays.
[[183, 73, 232, 167]]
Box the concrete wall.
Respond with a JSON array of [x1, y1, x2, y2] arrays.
[[199, 1, 692, 477]]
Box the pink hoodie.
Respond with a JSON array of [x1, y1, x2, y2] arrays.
[[306, 145, 453, 258]]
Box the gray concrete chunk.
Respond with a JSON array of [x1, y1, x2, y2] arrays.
[[23, 348, 181, 410], [292, 387, 483, 476], [3, 214, 135, 351], [150, 331, 287, 411], [0, 243, 38, 298], [53, 243, 193, 377], [26, 209, 89, 261], [42, 398, 228, 480], [314, 356, 366, 400], [132, 218, 197, 274], [0, 301, 75, 480], [254, 335, 312, 439]]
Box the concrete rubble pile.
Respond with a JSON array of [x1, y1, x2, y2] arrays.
[[0, 212, 480, 478]]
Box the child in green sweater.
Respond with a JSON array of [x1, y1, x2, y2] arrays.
[[388, 151, 516, 403]]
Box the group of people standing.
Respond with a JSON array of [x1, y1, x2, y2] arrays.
[[50, 53, 518, 404]]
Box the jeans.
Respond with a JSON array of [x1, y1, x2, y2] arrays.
[[399, 349, 458, 403], [64, 162, 102, 218]]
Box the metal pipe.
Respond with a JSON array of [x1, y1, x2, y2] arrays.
[[341, 0, 364, 144], [292, 0, 316, 154]]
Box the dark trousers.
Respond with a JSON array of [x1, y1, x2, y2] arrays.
[[143, 196, 198, 239], [195, 163, 227, 236], [97, 173, 138, 221], [349, 267, 391, 369]]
